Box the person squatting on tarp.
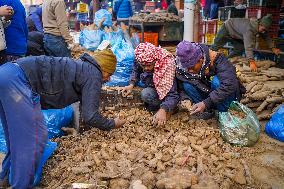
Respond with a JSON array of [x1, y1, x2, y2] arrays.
[[210, 14, 280, 72], [176, 41, 246, 119], [0, 50, 126, 189], [120, 42, 180, 126]]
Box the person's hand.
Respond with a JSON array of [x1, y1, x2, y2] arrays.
[[0, 6, 13, 17], [68, 43, 83, 51], [152, 108, 167, 126], [272, 48, 280, 55], [190, 102, 206, 115], [180, 99, 192, 111], [249, 60, 258, 72], [119, 84, 134, 97], [114, 117, 126, 129]]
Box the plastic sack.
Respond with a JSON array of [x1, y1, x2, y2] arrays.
[[105, 38, 135, 87], [218, 101, 260, 147], [42, 105, 74, 139], [94, 9, 112, 27], [0, 106, 73, 153], [103, 29, 124, 46], [265, 105, 284, 142], [79, 29, 103, 51]]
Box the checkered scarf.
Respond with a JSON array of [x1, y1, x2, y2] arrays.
[[135, 43, 176, 100]]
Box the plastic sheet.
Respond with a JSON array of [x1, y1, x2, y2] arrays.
[[0, 106, 73, 153], [79, 29, 103, 51], [94, 9, 112, 27], [265, 105, 284, 142], [218, 101, 260, 147], [103, 29, 124, 46], [105, 38, 135, 87]]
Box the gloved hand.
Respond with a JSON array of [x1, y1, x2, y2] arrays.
[[114, 117, 126, 129], [272, 48, 280, 55], [118, 84, 134, 97], [152, 108, 167, 126], [249, 59, 258, 72]]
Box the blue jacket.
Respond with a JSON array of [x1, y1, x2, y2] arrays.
[[114, 0, 133, 19], [17, 53, 115, 131], [0, 0, 28, 56], [129, 61, 180, 112], [27, 7, 43, 32]]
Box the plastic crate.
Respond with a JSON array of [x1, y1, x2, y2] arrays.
[[138, 32, 159, 46], [205, 20, 218, 34], [205, 33, 215, 45], [247, 0, 280, 8]]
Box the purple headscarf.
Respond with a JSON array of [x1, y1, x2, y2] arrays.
[[176, 41, 203, 69]]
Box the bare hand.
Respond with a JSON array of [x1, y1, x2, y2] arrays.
[[0, 5, 13, 17], [152, 108, 167, 126], [114, 117, 126, 129], [119, 84, 134, 97], [190, 102, 206, 115], [272, 48, 280, 56], [180, 100, 192, 111]]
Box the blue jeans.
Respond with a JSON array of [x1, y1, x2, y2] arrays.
[[0, 63, 47, 188], [43, 34, 71, 57], [183, 76, 235, 112], [140, 87, 161, 111]]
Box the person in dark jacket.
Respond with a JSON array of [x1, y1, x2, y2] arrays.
[[0, 50, 126, 189], [0, 0, 28, 62], [26, 6, 43, 32], [27, 31, 45, 56], [114, 0, 133, 20], [167, 0, 178, 16], [120, 43, 180, 126], [176, 41, 245, 119]]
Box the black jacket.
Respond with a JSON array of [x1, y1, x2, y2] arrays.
[[17, 53, 115, 131]]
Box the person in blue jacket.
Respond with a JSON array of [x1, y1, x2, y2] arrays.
[[0, 0, 28, 62], [114, 0, 133, 20], [26, 6, 43, 33], [0, 50, 126, 188], [176, 41, 245, 119]]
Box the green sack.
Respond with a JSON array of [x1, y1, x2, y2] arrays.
[[218, 101, 260, 147]]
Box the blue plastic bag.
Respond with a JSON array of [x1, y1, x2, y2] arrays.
[[79, 29, 103, 51], [103, 29, 124, 46], [42, 105, 74, 139], [105, 38, 135, 86], [265, 105, 284, 142], [0, 106, 73, 153], [94, 9, 112, 27]]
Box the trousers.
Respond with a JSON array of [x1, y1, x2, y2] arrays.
[[140, 87, 161, 112], [183, 76, 236, 112], [0, 63, 47, 189], [43, 33, 71, 58]]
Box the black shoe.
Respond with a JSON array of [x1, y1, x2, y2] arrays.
[[191, 111, 215, 120]]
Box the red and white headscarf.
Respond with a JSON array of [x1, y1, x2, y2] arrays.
[[135, 43, 176, 100]]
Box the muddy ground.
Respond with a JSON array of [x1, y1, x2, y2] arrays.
[[39, 107, 284, 189]]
